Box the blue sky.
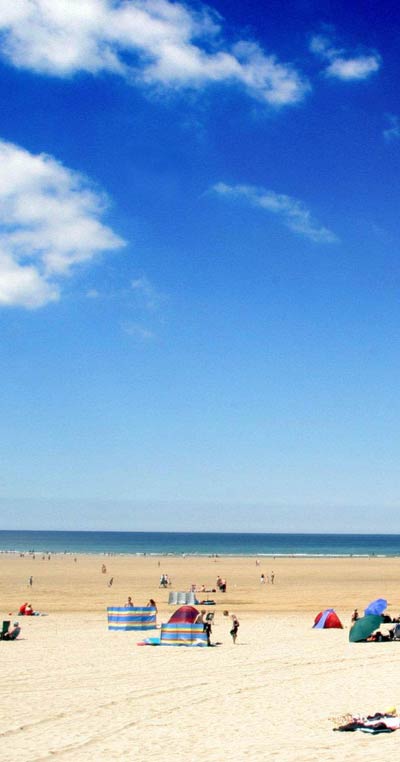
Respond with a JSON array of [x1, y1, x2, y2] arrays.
[[1, 0, 400, 532]]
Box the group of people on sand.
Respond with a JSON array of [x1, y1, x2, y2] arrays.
[[159, 573, 171, 588], [19, 602, 35, 616], [351, 607, 400, 641], [260, 571, 275, 584], [352, 608, 400, 625], [190, 583, 217, 593], [124, 597, 157, 612], [193, 609, 240, 645]]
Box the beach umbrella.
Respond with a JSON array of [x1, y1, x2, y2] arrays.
[[349, 615, 383, 642], [364, 598, 387, 616]]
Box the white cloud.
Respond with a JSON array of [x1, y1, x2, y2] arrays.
[[213, 182, 337, 243], [383, 114, 400, 142], [310, 33, 380, 81], [0, 0, 309, 106], [131, 274, 163, 310], [122, 321, 154, 339], [0, 139, 124, 308]]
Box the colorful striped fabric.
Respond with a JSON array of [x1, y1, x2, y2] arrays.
[[159, 622, 208, 646], [107, 606, 157, 631]]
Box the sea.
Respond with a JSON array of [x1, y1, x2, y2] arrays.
[[0, 530, 400, 557]]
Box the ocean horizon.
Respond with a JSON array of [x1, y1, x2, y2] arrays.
[[1, 530, 400, 557]]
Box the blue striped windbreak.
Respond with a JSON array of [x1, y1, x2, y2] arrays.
[[107, 606, 157, 631], [160, 622, 208, 646]]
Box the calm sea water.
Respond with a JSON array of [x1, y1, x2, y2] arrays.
[[0, 530, 400, 557]]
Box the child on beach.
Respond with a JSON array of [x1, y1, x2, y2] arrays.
[[224, 610, 240, 643]]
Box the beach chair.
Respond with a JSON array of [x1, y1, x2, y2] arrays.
[[177, 592, 187, 605], [168, 591, 178, 605], [0, 621, 10, 640]]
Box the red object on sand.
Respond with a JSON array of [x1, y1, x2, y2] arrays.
[[168, 605, 199, 624]]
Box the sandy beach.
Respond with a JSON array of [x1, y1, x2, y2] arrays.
[[2, 553, 400, 760]]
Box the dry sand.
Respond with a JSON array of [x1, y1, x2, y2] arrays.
[[1, 553, 400, 761]]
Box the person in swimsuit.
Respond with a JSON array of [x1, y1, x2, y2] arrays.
[[224, 610, 239, 643], [230, 614, 239, 643]]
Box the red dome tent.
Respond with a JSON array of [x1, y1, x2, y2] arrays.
[[168, 605, 199, 624], [313, 609, 343, 629]]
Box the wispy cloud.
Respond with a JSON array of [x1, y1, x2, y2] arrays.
[[212, 182, 337, 243], [0, 139, 124, 309], [383, 114, 400, 142], [310, 34, 381, 81], [0, 0, 309, 107], [122, 321, 155, 340], [131, 275, 164, 310]]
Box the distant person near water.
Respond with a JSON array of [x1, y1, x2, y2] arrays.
[[270, 571, 275, 584]]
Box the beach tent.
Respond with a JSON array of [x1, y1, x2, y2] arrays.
[[313, 609, 343, 629], [168, 605, 199, 624], [364, 598, 387, 616], [107, 606, 156, 631], [349, 615, 383, 642]]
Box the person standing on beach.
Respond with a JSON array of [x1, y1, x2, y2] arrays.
[[108, 577, 114, 587], [224, 610, 240, 643], [271, 571, 275, 584], [29, 576, 33, 587]]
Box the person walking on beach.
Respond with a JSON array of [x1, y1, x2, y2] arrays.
[[108, 577, 114, 587], [270, 571, 275, 584], [29, 576, 33, 587], [260, 573, 265, 584]]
